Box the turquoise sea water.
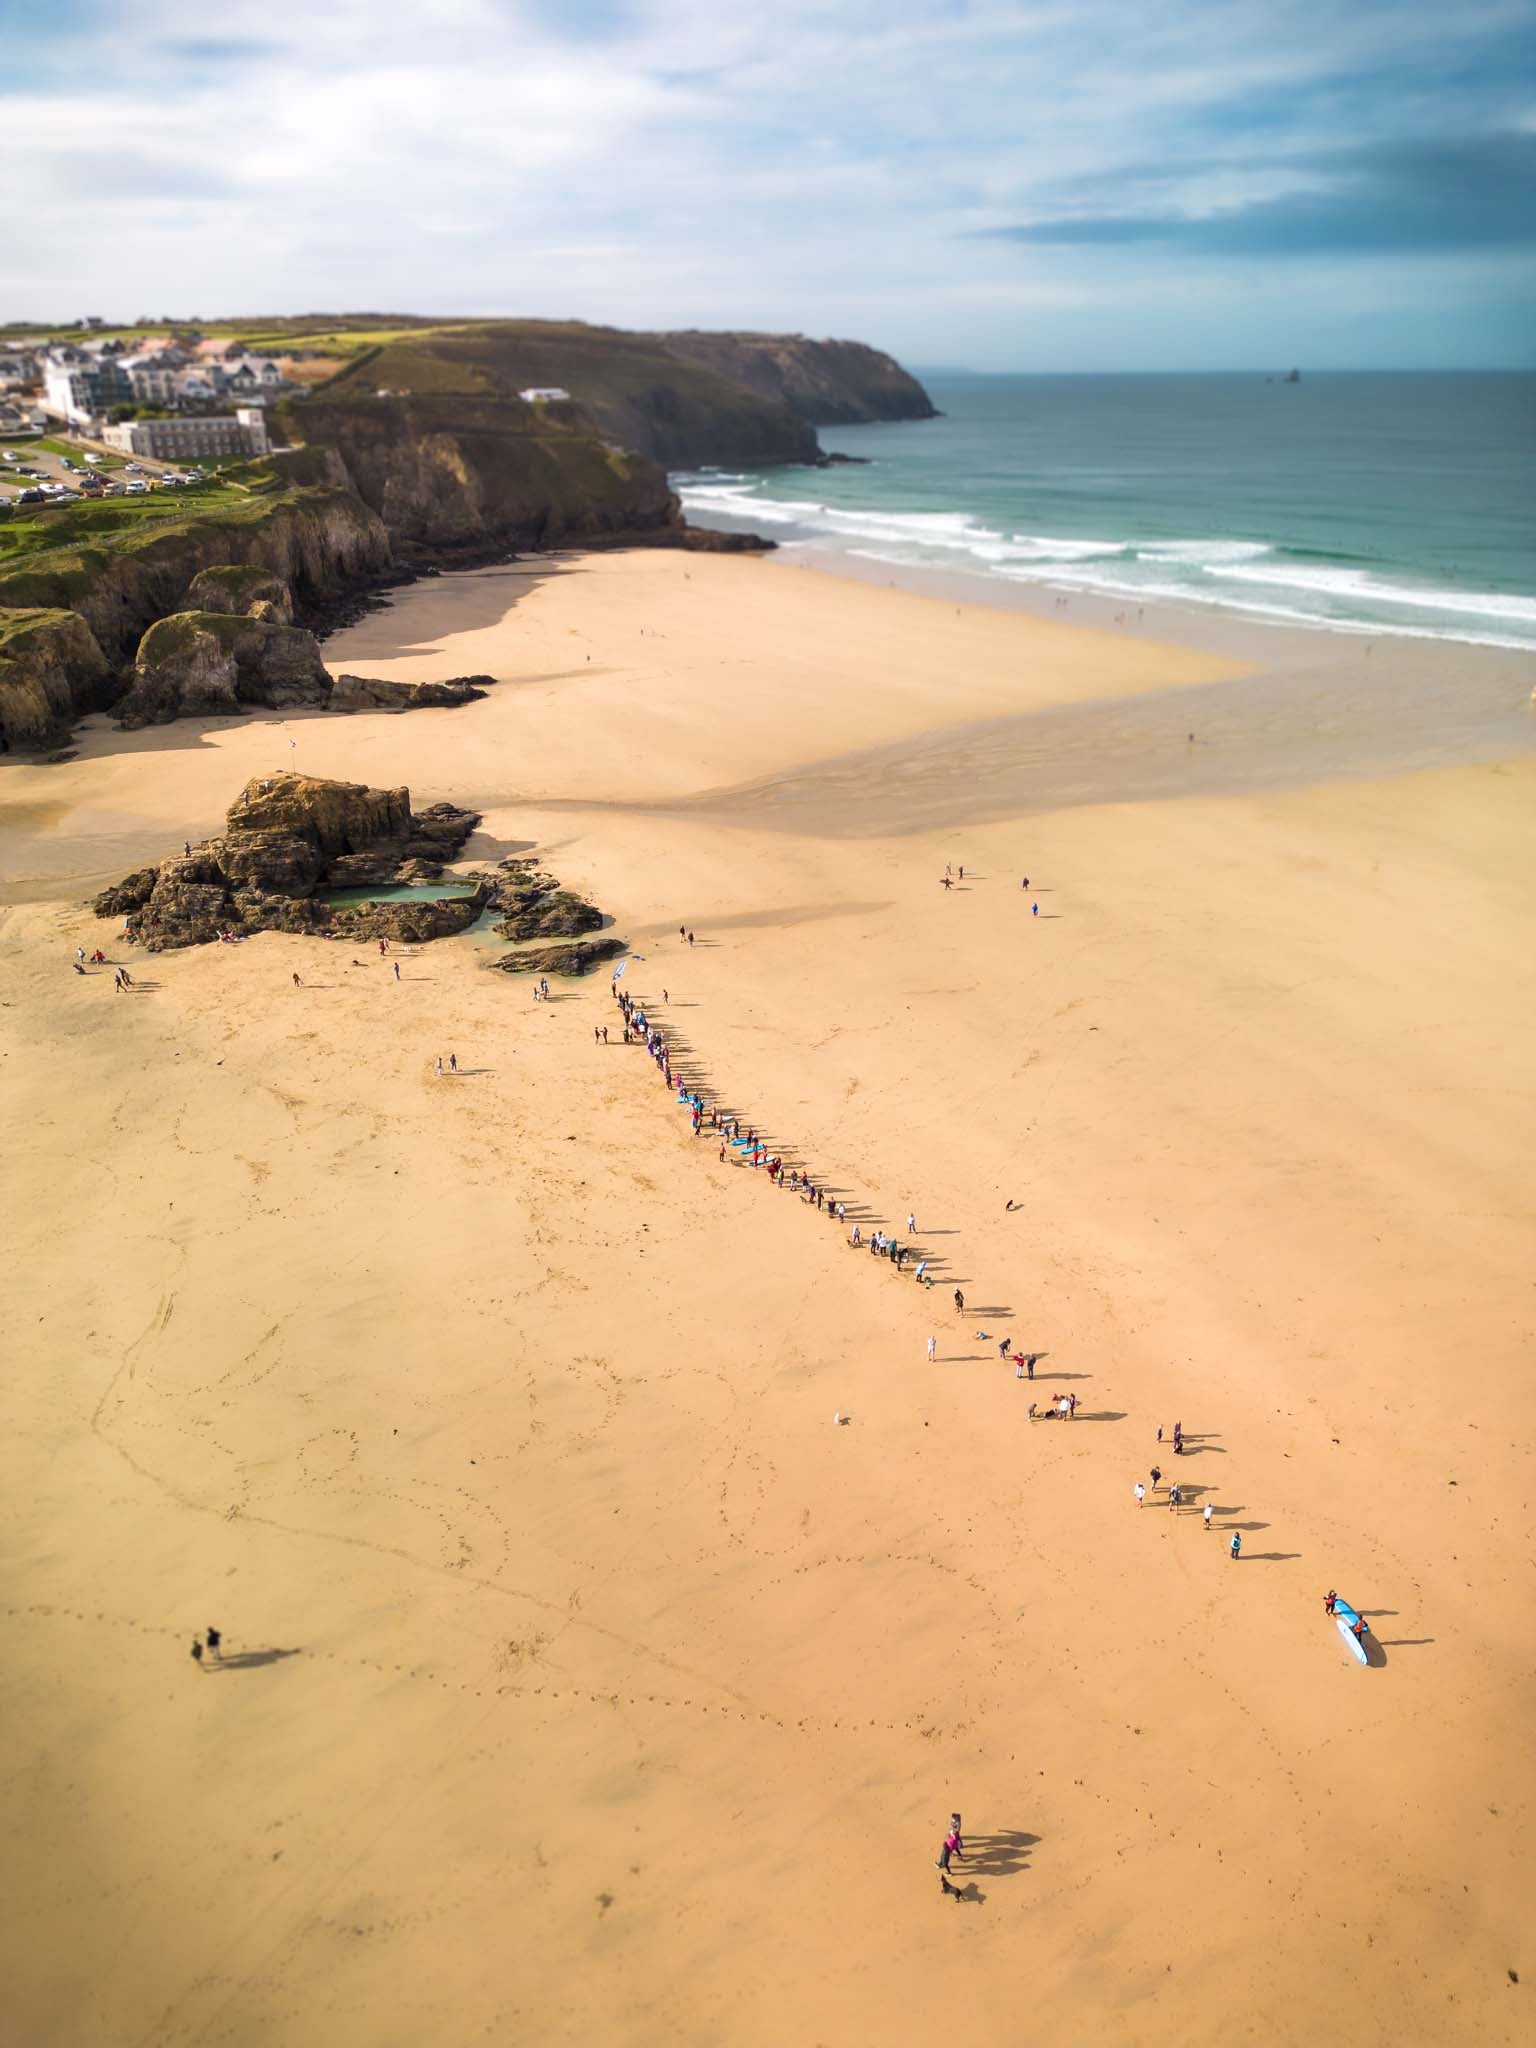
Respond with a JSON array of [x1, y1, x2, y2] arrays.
[[676, 373, 1536, 651], [321, 882, 480, 909]]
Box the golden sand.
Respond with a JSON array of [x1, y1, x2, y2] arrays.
[[2, 551, 1532, 2045]]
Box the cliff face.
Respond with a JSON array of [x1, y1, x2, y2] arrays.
[[0, 608, 115, 751], [291, 390, 684, 552], [0, 481, 390, 668], [299, 322, 821, 472], [657, 332, 937, 427], [0, 318, 934, 749], [115, 611, 332, 728]]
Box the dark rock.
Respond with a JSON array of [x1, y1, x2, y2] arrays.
[[0, 608, 115, 753], [494, 888, 604, 942], [115, 611, 331, 728], [487, 936, 626, 977], [678, 526, 776, 554], [328, 672, 493, 713], [92, 867, 158, 917], [327, 892, 487, 945], [96, 771, 481, 951]]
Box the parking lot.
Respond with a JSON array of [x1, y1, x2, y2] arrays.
[[0, 434, 200, 509]]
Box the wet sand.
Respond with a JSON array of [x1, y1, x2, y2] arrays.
[[2, 550, 1532, 2046]]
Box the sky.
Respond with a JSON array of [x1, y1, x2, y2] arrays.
[[4, 0, 1534, 369]]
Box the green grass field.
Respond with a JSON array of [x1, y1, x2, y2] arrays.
[[0, 452, 290, 563]]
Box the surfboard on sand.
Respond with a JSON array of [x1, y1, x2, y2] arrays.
[[1333, 1598, 1369, 1665]]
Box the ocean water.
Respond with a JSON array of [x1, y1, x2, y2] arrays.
[[676, 373, 1536, 652]]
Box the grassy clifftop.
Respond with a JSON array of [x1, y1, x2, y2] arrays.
[[301, 321, 823, 468]]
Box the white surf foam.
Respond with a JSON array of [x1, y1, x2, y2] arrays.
[[1219, 562, 1536, 625]]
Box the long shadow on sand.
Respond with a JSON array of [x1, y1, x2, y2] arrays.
[[214, 1647, 303, 1672], [964, 1830, 1039, 1878]]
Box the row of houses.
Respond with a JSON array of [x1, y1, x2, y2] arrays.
[[0, 332, 292, 456], [37, 347, 289, 427]]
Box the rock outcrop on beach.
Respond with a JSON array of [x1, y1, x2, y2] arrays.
[[327, 672, 492, 712], [113, 611, 494, 729], [656, 331, 937, 427], [493, 877, 606, 942], [92, 776, 624, 963], [0, 607, 115, 752], [486, 935, 627, 977], [115, 611, 332, 727], [94, 772, 483, 951]]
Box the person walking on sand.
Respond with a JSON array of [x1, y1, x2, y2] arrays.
[[907, 1212, 916, 1235], [1150, 1465, 1162, 1493], [997, 1337, 1011, 1361], [1025, 1353, 1037, 1380], [1068, 1391, 1077, 1418], [393, 961, 400, 981], [927, 1336, 937, 1363], [191, 1638, 206, 1671], [1032, 901, 1039, 917], [292, 972, 303, 989], [1229, 1531, 1242, 1561], [206, 1625, 222, 1662], [436, 1056, 444, 1077], [936, 1815, 965, 1895], [1134, 1481, 1146, 1507], [1203, 1502, 1214, 1530], [954, 1289, 965, 1316], [1015, 1357, 1025, 1380], [449, 1053, 457, 1074], [1169, 1483, 1182, 1511], [688, 931, 694, 946], [76, 946, 85, 965]]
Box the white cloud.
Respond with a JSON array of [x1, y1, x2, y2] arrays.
[[1, 0, 1529, 364]]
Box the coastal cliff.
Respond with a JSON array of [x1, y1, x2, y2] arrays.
[[657, 332, 937, 427], [295, 321, 823, 475], [0, 465, 390, 669], [0, 315, 935, 747], [0, 608, 115, 750], [287, 388, 686, 555]]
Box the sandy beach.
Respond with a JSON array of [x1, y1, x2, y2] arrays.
[[2, 549, 1533, 2046]]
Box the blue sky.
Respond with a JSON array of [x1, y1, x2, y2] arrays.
[[4, 0, 1533, 368]]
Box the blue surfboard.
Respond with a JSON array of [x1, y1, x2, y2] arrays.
[[1332, 1599, 1369, 1665]]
